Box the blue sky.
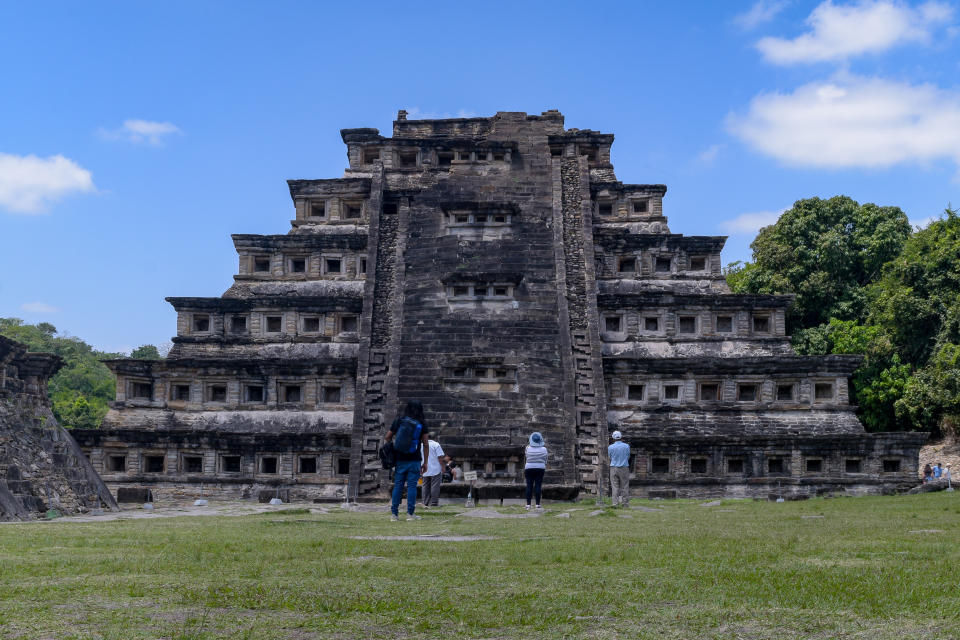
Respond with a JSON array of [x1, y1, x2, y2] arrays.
[[1, 1, 959, 353]]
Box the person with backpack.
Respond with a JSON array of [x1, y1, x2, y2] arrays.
[[524, 432, 548, 511], [384, 400, 429, 521]]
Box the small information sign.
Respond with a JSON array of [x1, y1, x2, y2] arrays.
[[463, 471, 478, 482]]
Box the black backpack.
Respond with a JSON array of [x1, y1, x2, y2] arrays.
[[378, 441, 396, 469], [394, 417, 423, 455]]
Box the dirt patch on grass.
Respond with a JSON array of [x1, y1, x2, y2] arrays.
[[457, 509, 540, 519], [795, 557, 876, 568], [349, 535, 497, 541]]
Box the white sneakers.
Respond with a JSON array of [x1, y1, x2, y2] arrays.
[[406, 514, 422, 521], [390, 514, 399, 521]]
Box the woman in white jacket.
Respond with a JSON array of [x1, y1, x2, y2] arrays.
[[524, 432, 548, 510]]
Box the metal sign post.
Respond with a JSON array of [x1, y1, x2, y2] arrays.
[[464, 470, 478, 507]]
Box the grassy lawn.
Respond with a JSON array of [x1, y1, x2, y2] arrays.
[[1, 494, 959, 639]]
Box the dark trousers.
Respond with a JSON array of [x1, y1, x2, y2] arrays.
[[422, 473, 442, 506], [524, 468, 545, 505]]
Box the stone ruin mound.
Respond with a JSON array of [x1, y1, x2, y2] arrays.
[[0, 335, 118, 521]]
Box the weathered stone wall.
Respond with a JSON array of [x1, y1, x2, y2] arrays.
[[89, 110, 925, 501], [0, 336, 117, 520], [388, 113, 578, 487], [74, 428, 350, 501], [623, 432, 926, 499]]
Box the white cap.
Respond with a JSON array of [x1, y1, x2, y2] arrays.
[[611, 430, 622, 440]]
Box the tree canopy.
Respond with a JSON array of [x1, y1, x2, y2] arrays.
[[868, 208, 960, 366], [0, 318, 163, 429], [129, 344, 161, 360], [729, 196, 911, 332]]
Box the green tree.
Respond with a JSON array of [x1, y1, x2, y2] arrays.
[[729, 196, 911, 331], [0, 318, 120, 429], [869, 208, 960, 366], [129, 344, 161, 360], [793, 319, 912, 432], [896, 343, 960, 436], [52, 394, 107, 430]]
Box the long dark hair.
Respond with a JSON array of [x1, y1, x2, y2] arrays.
[[401, 400, 425, 424]]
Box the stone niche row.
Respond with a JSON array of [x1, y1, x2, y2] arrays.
[[94, 448, 351, 480], [293, 196, 369, 224], [236, 251, 367, 280], [606, 376, 848, 407], [628, 450, 907, 478], [600, 308, 786, 340], [349, 144, 515, 171], [592, 196, 662, 220], [117, 375, 356, 410], [596, 251, 721, 278], [177, 311, 359, 339]]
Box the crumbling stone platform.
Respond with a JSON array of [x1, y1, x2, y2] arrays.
[[0, 336, 118, 520]]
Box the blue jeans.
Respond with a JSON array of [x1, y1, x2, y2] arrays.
[[391, 459, 421, 516]]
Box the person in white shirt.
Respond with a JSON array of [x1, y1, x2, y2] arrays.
[[421, 434, 448, 508]]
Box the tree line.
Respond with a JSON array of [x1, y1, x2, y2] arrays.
[[728, 196, 960, 436], [0, 318, 160, 429]]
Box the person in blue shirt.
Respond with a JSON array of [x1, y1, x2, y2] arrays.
[[608, 430, 631, 507], [933, 462, 943, 479]]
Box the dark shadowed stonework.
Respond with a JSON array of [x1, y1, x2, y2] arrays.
[[0, 336, 118, 520], [74, 111, 925, 501]]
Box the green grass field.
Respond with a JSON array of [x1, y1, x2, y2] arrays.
[[1, 493, 959, 639]]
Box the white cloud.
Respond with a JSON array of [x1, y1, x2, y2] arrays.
[[0, 153, 95, 214], [757, 0, 953, 64], [720, 211, 784, 234], [727, 74, 960, 172], [99, 119, 181, 145], [20, 302, 60, 313], [697, 144, 725, 164], [734, 1, 789, 30], [910, 213, 938, 228]]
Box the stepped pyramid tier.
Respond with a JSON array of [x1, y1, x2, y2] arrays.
[[0, 336, 118, 520], [75, 110, 925, 502]]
